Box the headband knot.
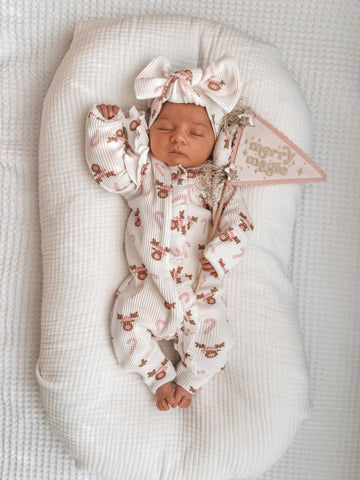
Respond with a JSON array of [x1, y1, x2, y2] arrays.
[[134, 54, 242, 136]]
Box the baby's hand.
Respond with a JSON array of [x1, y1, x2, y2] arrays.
[[199, 257, 217, 277], [96, 104, 120, 120]]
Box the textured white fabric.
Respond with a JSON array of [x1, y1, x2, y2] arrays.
[[37, 15, 311, 480], [1, 2, 359, 480]]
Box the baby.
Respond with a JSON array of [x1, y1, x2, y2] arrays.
[[85, 55, 253, 411]]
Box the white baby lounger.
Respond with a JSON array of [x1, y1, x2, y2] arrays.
[[37, 15, 311, 480]]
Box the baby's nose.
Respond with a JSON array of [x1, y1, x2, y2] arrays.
[[170, 129, 186, 143]]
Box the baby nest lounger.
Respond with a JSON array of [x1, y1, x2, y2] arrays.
[[38, 15, 311, 480]]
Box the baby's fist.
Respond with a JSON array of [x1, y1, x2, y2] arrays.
[[199, 257, 217, 276], [96, 104, 119, 120]]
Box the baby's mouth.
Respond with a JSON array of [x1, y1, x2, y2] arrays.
[[170, 151, 185, 158]]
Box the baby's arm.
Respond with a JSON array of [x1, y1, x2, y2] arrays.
[[85, 104, 149, 195], [202, 186, 254, 279]]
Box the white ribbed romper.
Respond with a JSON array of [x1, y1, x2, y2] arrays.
[[85, 105, 253, 394]]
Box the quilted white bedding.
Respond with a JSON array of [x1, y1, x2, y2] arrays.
[[1, 2, 359, 480]]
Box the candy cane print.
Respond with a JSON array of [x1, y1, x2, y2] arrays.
[[233, 248, 245, 259], [155, 162, 166, 176], [126, 338, 137, 355], [172, 195, 187, 205], [114, 182, 127, 192], [203, 318, 216, 335], [207, 244, 216, 254], [201, 218, 207, 234], [90, 129, 100, 147], [154, 211, 164, 230], [184, 241, 191, 259], [130, 284, 144, 299], [179, 292, 190, 304], [188, 184, 195, 195]]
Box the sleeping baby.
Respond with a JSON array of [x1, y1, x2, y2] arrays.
[[85, 54, 253, 411]]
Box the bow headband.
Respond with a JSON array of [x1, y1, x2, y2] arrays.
[[134, 54, 243, 136]]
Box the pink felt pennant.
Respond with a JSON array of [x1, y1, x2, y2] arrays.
[[228, 112, 326, 186]]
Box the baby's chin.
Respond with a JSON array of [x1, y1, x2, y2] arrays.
[[160, 157, 205, 169]]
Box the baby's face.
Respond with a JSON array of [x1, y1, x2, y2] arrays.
[[149, 103, 215, 168]]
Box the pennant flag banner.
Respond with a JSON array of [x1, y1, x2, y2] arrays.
[[228, 113, 327, 186]]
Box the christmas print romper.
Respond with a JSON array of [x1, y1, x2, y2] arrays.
[[85, 105, 253, 395]]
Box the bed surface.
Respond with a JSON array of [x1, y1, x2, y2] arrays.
[[1, 1, 359, 479]]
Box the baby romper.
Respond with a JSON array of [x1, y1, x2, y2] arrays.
[[85, 105, 254, 394]]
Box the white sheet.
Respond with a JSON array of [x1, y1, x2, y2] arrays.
[[1, 2, 359, 480]]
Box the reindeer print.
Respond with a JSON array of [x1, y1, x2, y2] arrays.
[[134, 208, 141, 227], [197, 287, 218, 305], [182, 353, 191, 368], [219, 228, 241, 244], [91, 164, 117, 184], [156, 180, 172, 198], [195, 342, 225, 358], [130, 263, 148, 280], [171, 211, 185, 233], [239, 212, 254, 232], [171, 168, 184, 185], [218, 258, 228, 274], [186, 168, 201, 179], [164, 301, 176, 310], [147, 358, 169, 380], [183, 310, 196, 326], [107, 128, 126, 143], [170, 266, 183, 284], [171, 210, 198, 235], [151, 239, 170, 261], [207, 79, 225, 91], [117, 312, 139, 331], [129, 119, 140, 131]]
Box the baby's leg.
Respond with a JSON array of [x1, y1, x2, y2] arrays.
[[111, 287, 177, 402], [175, 287, 233, 397]]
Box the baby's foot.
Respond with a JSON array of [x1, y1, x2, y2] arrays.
[[156, 382, 177, 411], [175, 385, 192, 408]]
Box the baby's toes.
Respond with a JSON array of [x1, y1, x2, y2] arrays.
[[179, 397, 192, 408], [168, 395, 177, 409], [157, 399, 169, 411]]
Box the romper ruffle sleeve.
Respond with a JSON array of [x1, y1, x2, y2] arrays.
[[85, 105, 150, 197]]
